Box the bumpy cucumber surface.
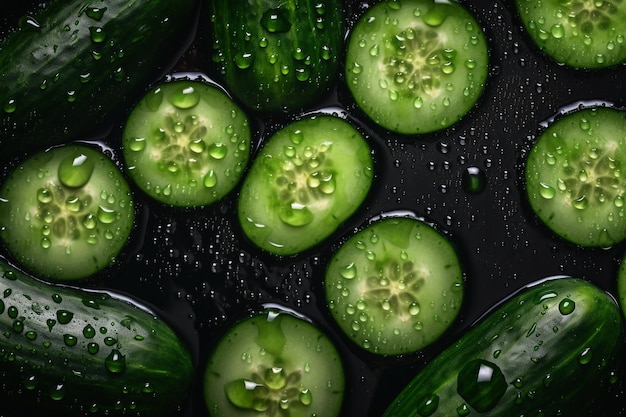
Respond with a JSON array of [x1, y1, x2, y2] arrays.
[[207, 0, 344, 114], [0, 257, 194, 416], [0, 0, 198, 160], [382, 276, 625, 417]]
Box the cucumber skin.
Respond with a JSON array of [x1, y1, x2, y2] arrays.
[[0, 257, 194, 416], [382, 277, 626, 417], [207, 0, 344, 114], [0, 0, 198, 160]]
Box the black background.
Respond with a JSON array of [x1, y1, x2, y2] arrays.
[[1, 0, 626, 416]]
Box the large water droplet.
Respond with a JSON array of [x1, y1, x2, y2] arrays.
[[58, 152, 95, 188], [260, 8, 292, 33], [105, 349, 126, 374], [457, 359, 507, 412]]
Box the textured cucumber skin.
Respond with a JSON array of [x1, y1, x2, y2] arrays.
[[0, 0, 198, 160], [207, 0, 344, 114], [0, 257, 194, 416], [382, 277, 626, 417]]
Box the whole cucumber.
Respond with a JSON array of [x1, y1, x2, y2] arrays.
[[0, 0, 198, 160], [382, 276, 625, 417], [0, 256, 194, 416]]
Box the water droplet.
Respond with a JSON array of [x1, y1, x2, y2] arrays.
[[56, 310, 74, 324], [169, 85, 201, 109], [538, 182, 556, 199], [97, 206, 117, 224], [105, 349, 126, 374], [204, 170, 218, 188], [89, 26, 106, 43], [235, 52, 254, 69], [50, 383, 66, 400], [85, 7, 106, 21], [578, 347, 592, 365], [340, 263, 357, 279], [558, 298, 575, 315], [278, 203, 314, 226], [462, 166, 487, 194], [260, 8, 292, 33], [58, 152, 95, 188], [3, 98, 17, 114], [416, 394, 439, 416], [64, 334, 78, 346], [457, 359, 507, 412], [208, 143, 228, 160], [83, 324, 96, 338]]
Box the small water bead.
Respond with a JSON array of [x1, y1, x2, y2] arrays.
[[64, 334, 78, 346], [37, 188, 54, 204], [235, 52, 255, 69], [299, 389, 313, 406], [260, 8, 292, 33], [83, 324, 96, 338], [97, 206, 117, 224], [538, 182, 556, 199], [578, 347, 592, 365], [50, 383, 66, 400], [3, 98, 17, 114], [462, 166, 487, 194], [105, 349, 127, 374], [416, 394, 439, 416], [558, 298, 575, 315], [573, 195, 589, 210], [89, 26, 106, 43], [85, 7, 106, 21], [56, 310, 74, 324], [204, 170, 218, 188], [340, 263, 357, 279]]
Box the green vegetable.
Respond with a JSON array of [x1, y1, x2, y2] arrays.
[[524, 106, 626, 248], [515, 0, 626, 69], [237, 114, 374, 256], [324, 215, 464, 355], [206, 0, 344, 114], [0, 0, 198, 160], [382, 276, 625, 416], [344, 0, 489, 135], [122, 78, 252, 207], [203, 307, 345, 417], [0, 144, 135, 281], [0, 256, 194, 416]]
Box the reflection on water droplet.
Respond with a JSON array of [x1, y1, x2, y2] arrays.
[[457, 359, 507, 412], [558, 298, 575, 315], [105, 349, 126, 373], [260, 8, 292, 33], [462, 166, 487, 194]]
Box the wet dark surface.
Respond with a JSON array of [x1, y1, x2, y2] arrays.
[[1, 0, 626, 416]]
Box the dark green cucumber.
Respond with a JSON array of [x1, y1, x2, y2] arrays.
[[0, 0, 198, 160], [206, 0, 344, 114], [382, 276, 625, 417], [0, 256, 194, 416]]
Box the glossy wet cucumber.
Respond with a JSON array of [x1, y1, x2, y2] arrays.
[[382, 276, 625, 417], [0, 256, 194, 416], [122, 78, 251, 207], [515, 0, 626, 69], [324, 215, 464, 356], [237, 114, 374, 256], [344, 0, 489, 135], [0, 0, 197, 160], [0, 143, 135, 281], [203, 307, 345, 417], [207, 0, 344, 114], [524, 106, 626, 248]]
